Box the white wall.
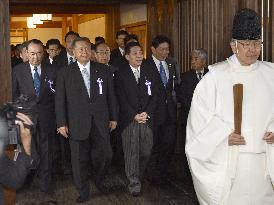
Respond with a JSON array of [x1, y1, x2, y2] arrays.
[[28, 28, 62, 45], [120, 4, 147, 26], [78, 17, 105, 43]]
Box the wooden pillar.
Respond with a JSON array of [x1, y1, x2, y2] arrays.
[[62, 17, 67, 45], [0, 0, 11, 105], [105, 5, 120, 49], [147, 0, 176, 56], [71, 14, 78, 32]]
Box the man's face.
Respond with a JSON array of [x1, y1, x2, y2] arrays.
[[66, 34, 78, 55], [191, 52, 206, 71], [27, 43, 44, 66], [47, 44, 60, 59], [20, 47, 29, 62], [231, 39, 262, 66], [95, 44, 111, 65], [73, 41, 92, 65], [151, 42, 170, 61], [116, 34, 127, 48], [125, 46, 143, 68]]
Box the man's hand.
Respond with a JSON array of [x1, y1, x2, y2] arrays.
[[263, 132, 274, 144], [15, 112, 33, 156], [134, 113, 148, 124], [109, 121, 117, 131], [57, 126, 69, 138], [228, 133, 246, 146]]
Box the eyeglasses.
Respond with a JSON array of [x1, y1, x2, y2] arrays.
[[236, 40, 263, 50], [96, 51, 111, 56]]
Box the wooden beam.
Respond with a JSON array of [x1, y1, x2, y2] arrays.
[[78, 14, 105, 24], [10, 0, 147, 4], [11, 14, 72, 17], [10, 21, 62, 29], [71, 14, 78, 32], [10, 4, 114, 14], [120, 21, 147, 29]]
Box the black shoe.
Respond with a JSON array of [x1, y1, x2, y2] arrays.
[[76, 196, 88, 203], [131, 191, 141, 197], [47, 200, 58, 205], [94, 180, 110, 194]]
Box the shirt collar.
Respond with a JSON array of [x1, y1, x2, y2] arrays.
[[196, 69, 205, 74], [29, 63, 41, 75], [152, 55, 167, 68], [129, 64, 140, 73], [118, 47, 124, 56], [77, 61, 91, 75], [49, 56, 53, 64], [67, 52, 75, 60]]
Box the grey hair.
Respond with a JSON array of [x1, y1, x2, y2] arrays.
[[191, 48, 208, 61]]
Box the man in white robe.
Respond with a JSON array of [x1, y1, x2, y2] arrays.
[[186, 8, 274, 205]]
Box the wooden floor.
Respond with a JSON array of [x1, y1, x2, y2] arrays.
[[15, 159, 198, 205]]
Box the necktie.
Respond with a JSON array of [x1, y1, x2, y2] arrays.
[[133, 69, 140, 83], [81, 67, 90, 97], [197, 72, 203, 80], [33, 66, 40, 96], [159, 61, 168, 87], [69, 57, 74, 65]]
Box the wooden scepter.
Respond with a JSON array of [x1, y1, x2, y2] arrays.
[[233, 84, 243, 135]]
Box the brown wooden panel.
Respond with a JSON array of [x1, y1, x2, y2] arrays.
[[78, 14, 105, 24], [176, 0, 272, 73], [125, 23, 147, 57], [10, 21, 62, 29]]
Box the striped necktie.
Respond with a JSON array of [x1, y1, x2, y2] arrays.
[[33, 66, 40, 96], [81, 67, 90, 97]]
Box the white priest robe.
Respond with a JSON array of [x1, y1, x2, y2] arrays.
[[185, 55, 274, 205]]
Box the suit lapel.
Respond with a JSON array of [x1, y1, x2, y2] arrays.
[[166, 59, 175, 83], [23, 63, 36, 96], [73, 63, 90, 101], [38, 65, 47, 99], [191, 70, 199, 83], [90, 62, 99, 101], [125, 64, 139, 92]]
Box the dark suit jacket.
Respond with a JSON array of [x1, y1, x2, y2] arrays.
[[115, 62, 158, 131], [42, 56, 53, 67], [143, 56, 180, 125], [0, 153, 32, 204], [109, 48, 127, 69], [12, 62, 56, 132], [52, 49, 69, 71], [178, 68, 209, 122], [55, 61, 118, 141]]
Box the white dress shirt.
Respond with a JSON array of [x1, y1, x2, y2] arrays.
[[29, 63, 41, 79], [152, 55, 169, 81]]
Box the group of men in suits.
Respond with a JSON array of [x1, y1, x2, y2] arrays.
[[11, 29, 208, 203]]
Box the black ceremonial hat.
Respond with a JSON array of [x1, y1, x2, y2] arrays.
[[232, 8, 261, 40]]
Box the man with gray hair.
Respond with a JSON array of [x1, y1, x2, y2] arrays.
[[178, 48, 209, 119]]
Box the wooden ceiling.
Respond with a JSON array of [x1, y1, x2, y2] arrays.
[[10, 0, 147, 14]]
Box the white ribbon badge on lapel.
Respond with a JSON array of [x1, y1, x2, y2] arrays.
[[45, 76, 55, 93], [97, 78, 103, 94], [48, 80, 55, 93], [145, 80, 152, 96]]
